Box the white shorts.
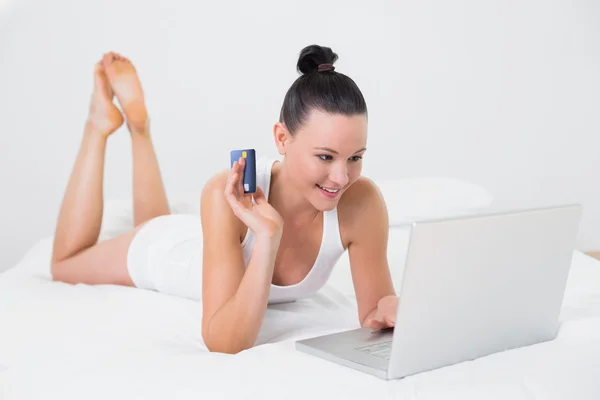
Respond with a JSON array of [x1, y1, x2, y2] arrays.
[[126, 214, 205, 301]]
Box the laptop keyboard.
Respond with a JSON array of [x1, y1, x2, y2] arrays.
[[354, 340, 393, 360]]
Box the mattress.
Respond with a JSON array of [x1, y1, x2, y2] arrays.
[[1, 233, 600, 400]]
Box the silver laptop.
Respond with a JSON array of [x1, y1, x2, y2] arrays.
[[295, 204, 582, 380]]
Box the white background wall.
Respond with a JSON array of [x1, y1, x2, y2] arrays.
[[0, 0, 599, 272]]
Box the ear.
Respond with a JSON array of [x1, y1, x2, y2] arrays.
[[273, 122, 292, 155]]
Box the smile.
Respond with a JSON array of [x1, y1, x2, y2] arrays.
[[317, 185, 340, 193], [317, 184, 340, 198]]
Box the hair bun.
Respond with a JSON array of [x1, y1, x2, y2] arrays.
[[297, 45, 338, 74]]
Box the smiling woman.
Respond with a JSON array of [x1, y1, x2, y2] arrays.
[[273, 110, 369, 208], [49, 44, 398, 354]]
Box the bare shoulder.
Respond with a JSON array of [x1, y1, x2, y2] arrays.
[[200, 168, 245, 241], [202, 168, 231, 195], [337, 176, 389, 247], [338, 176, 384, 212]]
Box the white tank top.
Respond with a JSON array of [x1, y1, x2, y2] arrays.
[[241, 157, 346, 304]]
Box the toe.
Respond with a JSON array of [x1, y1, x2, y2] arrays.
[[102, 54, 111, 68], [102, 52, 117, 68], [94, 61, 106, 82]]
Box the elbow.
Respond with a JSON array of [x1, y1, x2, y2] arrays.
[[201, 324, 253, 355], [202, 334, 251, 355], [50, 260, 73, 284], [205, 343, 244, 355], [201, 297, 260, 354]]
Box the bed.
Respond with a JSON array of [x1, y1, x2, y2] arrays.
[[1, 179, 599, 399]]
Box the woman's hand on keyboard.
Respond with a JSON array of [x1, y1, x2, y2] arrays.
[[366, 295, 398, 331]]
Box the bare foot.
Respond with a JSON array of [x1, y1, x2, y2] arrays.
[[87, 61, 124, 137], [102, 52, 149, 135]]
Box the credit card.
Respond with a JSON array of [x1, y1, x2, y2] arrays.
[[229, 149, 256, 193]]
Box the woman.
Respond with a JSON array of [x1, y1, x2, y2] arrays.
[[51, 44, 399, 354]]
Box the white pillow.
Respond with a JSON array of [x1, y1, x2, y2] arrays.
[[374, 178, 494, 226]]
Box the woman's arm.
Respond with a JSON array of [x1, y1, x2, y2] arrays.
[[200, 160, 284, 354], [202, 227, 280, 353], [340, 177, 397, 327]]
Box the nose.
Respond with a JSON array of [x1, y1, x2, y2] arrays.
[[329, 162, 349, 188]]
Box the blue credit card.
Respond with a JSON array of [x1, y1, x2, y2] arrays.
[[230, 149, 256, 193]]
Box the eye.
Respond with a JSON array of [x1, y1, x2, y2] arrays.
[[349, 156, 363, 162], [317, 154, 333, 161]]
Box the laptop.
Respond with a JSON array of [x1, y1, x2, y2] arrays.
[[295, 204, 582, 380]]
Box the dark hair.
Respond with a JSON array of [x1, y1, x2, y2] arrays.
[[279, 44, 368, 135]]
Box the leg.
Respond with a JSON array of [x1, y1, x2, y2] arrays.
[[51, 57, 124, 266], [51, 227, 141, 286], [130, 129, 170, 227], [103, 53, 170, 227]]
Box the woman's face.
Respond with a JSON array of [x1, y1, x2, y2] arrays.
[[276, 109, 368, 211]]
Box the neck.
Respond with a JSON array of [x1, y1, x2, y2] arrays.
[[268, 160, 322, 226]]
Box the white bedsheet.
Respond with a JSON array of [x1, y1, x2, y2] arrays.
[[1, 236, 600, 400]]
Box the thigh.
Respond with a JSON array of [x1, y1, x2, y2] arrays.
[[127, 214, 204, 299], [51, 225, 144, 286]]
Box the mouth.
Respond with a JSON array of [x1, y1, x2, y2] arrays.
[[316, 184, 342, 199]]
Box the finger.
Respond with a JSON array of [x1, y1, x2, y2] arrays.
[[383, 314, 396, 327], [237, 157, 246, 193], [225, 172, 246, 209], [383, 310, 396, 324], [226, 171, 238, 192], [226, 174, 236, 199], [226, 165, 237, 194], [253, 186, 267, 205], [230, 161, 242, 193], [368, 318, 386, 331]]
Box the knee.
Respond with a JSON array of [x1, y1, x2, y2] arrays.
[[50, 260, 71, 284], [50, 261, 63, 282]]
